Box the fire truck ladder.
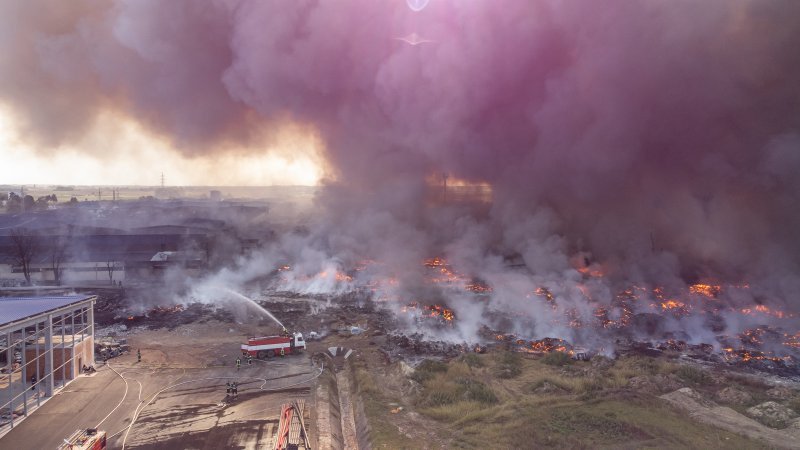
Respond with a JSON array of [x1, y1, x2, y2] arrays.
[[273, 399, 311, 450]]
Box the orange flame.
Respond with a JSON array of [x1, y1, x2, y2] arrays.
[[689, 283, 721, 298], [660, 299, 685, 310], [576, 266, 605, 278]]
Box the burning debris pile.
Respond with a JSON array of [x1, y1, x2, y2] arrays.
[[400, 302, 455, 326], [720, 327, 800, 372], [262, 255, 800, 376], [381, 333, 470, 362], [109, 301, 233, 330]]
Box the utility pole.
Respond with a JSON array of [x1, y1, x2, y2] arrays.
[[161, 172, 165, 188], [98, 188, 101, 201]]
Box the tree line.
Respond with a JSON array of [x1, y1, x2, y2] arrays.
[[5, 192, 80, 213], [8, 228, 119, 286]]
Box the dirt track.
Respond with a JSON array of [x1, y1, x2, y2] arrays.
[[660, 388, 800, 449]]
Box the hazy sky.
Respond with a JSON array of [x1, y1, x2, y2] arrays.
[[0, 106, 323, 186]]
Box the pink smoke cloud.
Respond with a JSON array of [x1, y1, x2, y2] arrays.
[[2, 0, 800, 309]]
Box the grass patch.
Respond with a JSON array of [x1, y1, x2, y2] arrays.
[[457, 378, 499, 404], [576, 377, 607, 395], [494, 351, 523, 379], [421, 377, 462, 407], [351, 359, 416, 449], [676, 365, 712, 385], [436, 395, 765, 449], [525, 373, 628, 399], [407, 355, 766, 449], [547, 408, 643, 441], [422, 400, 493, 423], [525, 376, 579, 393], [725, 372, 769, 390], [460, 353, 485, 368], [362, 395, 417, 449], [446, 361, 472, 378], [353, 363, 378, 394], [541, 351, 572, 366], [611, 356, 678, 378], [410, 359, 448, 383], [419, 375, 498, 407], [788, 397, 800, 415]]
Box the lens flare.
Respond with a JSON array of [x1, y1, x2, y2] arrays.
[[406, 0, 430, 12]]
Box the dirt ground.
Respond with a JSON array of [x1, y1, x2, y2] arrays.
[[2, 288, 798, 450], [0, 320, 318, 450], [661, 387, 800, 448]]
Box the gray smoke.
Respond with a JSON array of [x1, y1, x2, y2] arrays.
[[2, 0, 800, 347]]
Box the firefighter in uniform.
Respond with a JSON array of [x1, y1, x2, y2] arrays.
[[236, 357, 241, 371], [226, 381, 231, 395], [247, 354, 253, 365], [280, 347, 285, 357]]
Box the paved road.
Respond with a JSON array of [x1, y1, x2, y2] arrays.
[[0, 366, 125, 450], [0, 347, 316, 450]]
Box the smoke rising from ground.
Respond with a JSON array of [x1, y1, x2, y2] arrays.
[[3, 1, 800, 344]]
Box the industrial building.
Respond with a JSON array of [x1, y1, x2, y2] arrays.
[[0, 233, 208, 286], [0, 295, 96, 431]]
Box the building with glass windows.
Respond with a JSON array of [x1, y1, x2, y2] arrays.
[[0, 295, 95, 431]]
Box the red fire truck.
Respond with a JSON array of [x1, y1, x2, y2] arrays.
[[58, 429, 106, 450], [241, 332, 306, 359]]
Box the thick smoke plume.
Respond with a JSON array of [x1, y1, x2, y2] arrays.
[[3, 1, 800, 347]]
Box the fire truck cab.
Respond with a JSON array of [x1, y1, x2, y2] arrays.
[[58, 428, 106, 450], [241, 332, 306, 359]]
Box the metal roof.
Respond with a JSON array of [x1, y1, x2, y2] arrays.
[[0, 295, 94, 327]]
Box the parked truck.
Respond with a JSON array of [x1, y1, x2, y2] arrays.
[[58, 428, 106, 450], [241, 332, 306, 359]]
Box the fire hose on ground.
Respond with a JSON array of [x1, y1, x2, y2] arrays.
[[111, 361, 324, 450]]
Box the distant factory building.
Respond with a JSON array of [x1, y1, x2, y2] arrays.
[[0, 295, 96, 432], [0, 233, 208, 286]]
